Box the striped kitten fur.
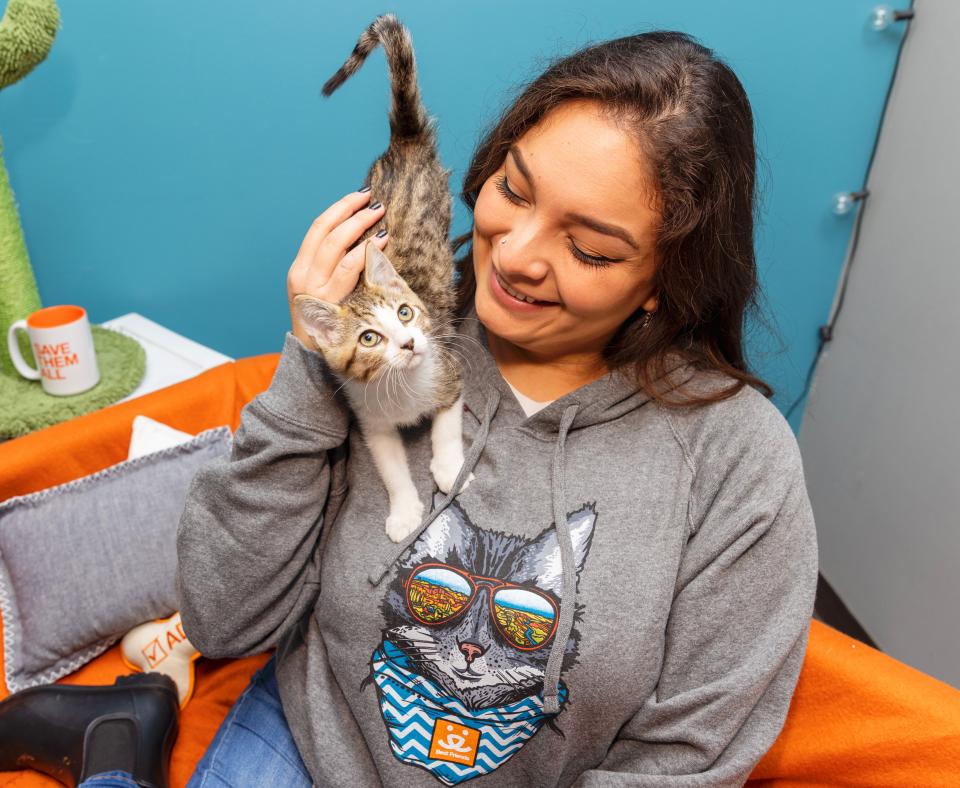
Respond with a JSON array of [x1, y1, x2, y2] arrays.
[[294, 15, 467, 543]]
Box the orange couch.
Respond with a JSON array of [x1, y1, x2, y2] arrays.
[[2, 352, 959, 787]]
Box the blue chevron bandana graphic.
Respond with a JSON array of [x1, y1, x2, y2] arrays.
[[371, 640, 568, 785]]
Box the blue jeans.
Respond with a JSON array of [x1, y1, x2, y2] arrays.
[[79, 655, 313, 787]]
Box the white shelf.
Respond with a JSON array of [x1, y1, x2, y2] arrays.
[[100, 313, 234, 403]]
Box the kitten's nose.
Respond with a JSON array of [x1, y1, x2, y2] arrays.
[[401, 337, 415, 351], [459, 641, 486, 665]]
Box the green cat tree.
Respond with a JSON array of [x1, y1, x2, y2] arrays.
[[0, 0, 146, 439], [0, 0, 60, 377]]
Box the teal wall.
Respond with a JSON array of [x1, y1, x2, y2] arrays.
[[0, 1, 906, 429]]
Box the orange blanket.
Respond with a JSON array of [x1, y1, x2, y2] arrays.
[[1, 354, 958, 787]]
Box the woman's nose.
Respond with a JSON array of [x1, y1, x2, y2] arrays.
[[497, 227, 550, 280]]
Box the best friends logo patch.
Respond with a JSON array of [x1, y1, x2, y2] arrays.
[[430, 720, 480, 767]]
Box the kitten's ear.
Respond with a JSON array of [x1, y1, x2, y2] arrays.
[[293, 295, 343, 347], [364, 240, 403, 289]]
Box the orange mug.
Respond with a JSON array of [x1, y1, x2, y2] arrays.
[[6, 305, 100, 396]]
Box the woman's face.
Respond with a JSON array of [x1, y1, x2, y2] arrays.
[[472, 99, 660, 363]]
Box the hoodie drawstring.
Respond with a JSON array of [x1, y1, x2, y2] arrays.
[[542, 403, 579, 714], [367, 388, 502, 586]]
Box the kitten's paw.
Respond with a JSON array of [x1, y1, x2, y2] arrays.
[[431, 454, 470, 495], [385, 498, 424, 543]]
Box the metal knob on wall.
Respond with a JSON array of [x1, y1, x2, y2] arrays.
[[870, 5, 916, 32], [832, 189, 870, 216]]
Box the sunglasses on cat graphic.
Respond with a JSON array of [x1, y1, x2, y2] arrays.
[[404, 563, 559, 651]]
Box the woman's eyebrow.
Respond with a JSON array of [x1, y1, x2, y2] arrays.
[[565, 211, 640, 250], [508, 145, 536, 184], [507, 145, 641, 251]]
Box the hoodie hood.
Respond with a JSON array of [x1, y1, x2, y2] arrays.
[[456, 309, 698, 435]]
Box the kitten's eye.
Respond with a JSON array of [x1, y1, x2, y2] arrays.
[[359, 331, 382, 348], [397, 304, 413, 323]]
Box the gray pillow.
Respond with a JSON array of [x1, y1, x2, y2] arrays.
[[0, 425, 232, 692]]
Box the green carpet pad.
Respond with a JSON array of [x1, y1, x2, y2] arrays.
[[0, 325, 146, 439]]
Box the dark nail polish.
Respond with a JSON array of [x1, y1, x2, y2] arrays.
[[369, 201, 383, 211], [375, 229, 388, 238], [358, 185, 371, 193]]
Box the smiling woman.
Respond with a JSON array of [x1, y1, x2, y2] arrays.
[[469, 100, 662, 399], [454, 32, 772, 408]]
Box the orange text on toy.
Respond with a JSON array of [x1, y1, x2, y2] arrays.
[[140, 619, 188, 669]]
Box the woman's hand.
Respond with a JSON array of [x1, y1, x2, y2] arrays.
[[287, 189, 388, 345]]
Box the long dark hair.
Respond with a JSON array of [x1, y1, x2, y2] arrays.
[[453, 30, 773, 407]]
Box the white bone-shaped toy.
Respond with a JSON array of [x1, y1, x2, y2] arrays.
[[121, 611, 199, 708]]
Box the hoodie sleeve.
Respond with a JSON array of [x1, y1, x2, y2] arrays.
[[176, 331, 351, 659], [574, 392, 819, 787]]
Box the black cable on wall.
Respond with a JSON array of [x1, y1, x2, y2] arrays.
[[785, 1, 916, 423]]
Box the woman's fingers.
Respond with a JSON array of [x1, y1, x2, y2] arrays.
[[289, 192, 386, 299], [289, 190, 373, 292], [323, 234, 389, 304], [320, 199, 386, 261], [295, 199, 386, 296], [287, 187, 391, 340], [295, 189, 372, 263]]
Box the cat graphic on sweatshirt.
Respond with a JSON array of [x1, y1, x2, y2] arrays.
[[294, 15, 466, 543], [366, 498, 597, 784]]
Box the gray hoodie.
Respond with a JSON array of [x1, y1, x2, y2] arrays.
[[177, 314, 818, 787]]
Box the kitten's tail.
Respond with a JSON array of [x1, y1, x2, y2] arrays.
[[321, 14, 431, 141]]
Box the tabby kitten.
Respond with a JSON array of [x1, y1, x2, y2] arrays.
[[294, 15, 467, 543]]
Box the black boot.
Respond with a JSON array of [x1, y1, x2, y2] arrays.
[[0, 672, 179, 788]]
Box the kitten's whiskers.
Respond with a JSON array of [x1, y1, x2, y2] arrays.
[[394, 363, 417, 404], [374, 361, 389, 414], [436, 343, 472, 374], [385, 365, 397, 409], [432, 334, 478, 372]]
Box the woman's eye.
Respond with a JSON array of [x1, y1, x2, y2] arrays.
[[494, 175, 525, 206], [359, 331, 382, 347], [397, 304, 413, 322], [569, 245, 616, 267], [568, 240, 618, 268]]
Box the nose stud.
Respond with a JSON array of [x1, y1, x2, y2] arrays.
[[500, 237, 507, 245]]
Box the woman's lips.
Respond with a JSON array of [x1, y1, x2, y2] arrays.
[[489, 266, 557, 313]]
